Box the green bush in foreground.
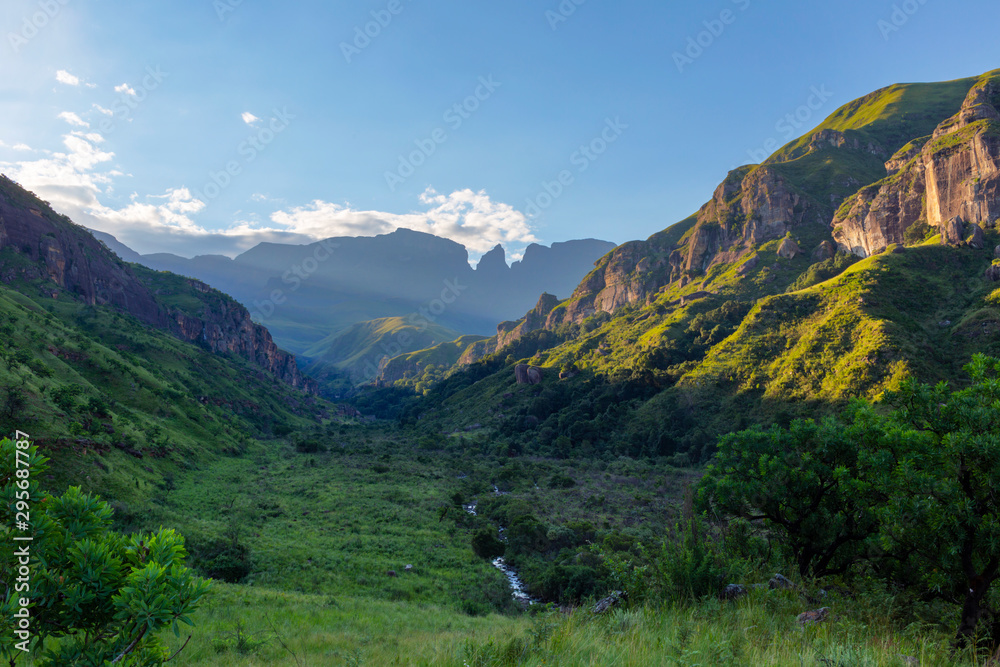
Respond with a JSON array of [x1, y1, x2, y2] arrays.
[[700, 354, 1000, 648], [0, 437, 210, 665]]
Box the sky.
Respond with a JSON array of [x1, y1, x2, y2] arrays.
[[1, 0, 998, 263]]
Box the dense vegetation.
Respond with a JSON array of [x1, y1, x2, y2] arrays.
[[7, 71, 1000, 665]]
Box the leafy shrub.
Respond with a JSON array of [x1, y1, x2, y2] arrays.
[[471, 528, 505, 560], [647, 519, 743, 600], [0, 438, 210, 665], [189, 536, 253, 583]]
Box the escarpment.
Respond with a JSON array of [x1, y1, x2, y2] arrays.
[[0, 175, 316, 393], [833, 74, 1000, 257]]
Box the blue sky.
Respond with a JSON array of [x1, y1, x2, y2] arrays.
[[1, 0, 998, 262]]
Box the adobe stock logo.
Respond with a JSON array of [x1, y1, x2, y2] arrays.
[[192, 108, 295, 205], [251, 239, 340, 322], [524, 117, 627, 218], [340, 0, 412, 64], [7, 0, 72, 53], [673, 0, 752, 74], [384, 76, 501, 192], [746, 85, 833, 163], [877, 0, 929, 40]]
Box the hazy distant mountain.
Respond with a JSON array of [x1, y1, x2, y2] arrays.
[[92, 230, 616, 355]]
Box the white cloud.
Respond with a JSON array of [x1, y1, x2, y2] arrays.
[[93, 104, 114, 116], [115, 83, 137, 96], [12, 144, 32, 152], [270, 188, 538, 256], [241, 112, 261, 126], [1, 129, 539, 260], [58, 111, 89, 128], [56, 70, 80, 86]]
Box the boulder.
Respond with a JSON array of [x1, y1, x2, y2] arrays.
[[994, 245, 1000, 259], [777, 237, 802, 259], [966, 222, 986, 249], [514, 365, 543, 385], [593, 590, 625, 614], [986, 264, 1000, 282], [796, 607, 830, 626], [737, 255, 759, 276], [942, 216, 966, 245], [720, 584, 747, 601], [386, 570, 397, 578], [769, 573, 795, 590], [404, 564, 413, 573], [811, 240, 836, 262]]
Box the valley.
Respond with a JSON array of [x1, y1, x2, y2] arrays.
[[5, 67, 1000, 666]]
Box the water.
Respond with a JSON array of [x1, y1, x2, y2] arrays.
[[463, 501, 538, 605], [492, 557, 539, 605]]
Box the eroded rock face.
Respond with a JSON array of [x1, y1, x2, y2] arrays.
[[167, 280, 316, 393], [0, 181, 167, 324], [834, 75, 1000, 257], [0, 176, 315, 393]]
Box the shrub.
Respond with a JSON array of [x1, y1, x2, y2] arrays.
[[0, 438, 210, 665], [471, 529, 505, 560]]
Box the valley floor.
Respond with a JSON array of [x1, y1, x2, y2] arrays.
[[161, 584, 989, 666], [111, 424, 995, 667]]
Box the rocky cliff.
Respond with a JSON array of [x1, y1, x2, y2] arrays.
[[452, 74, 986, 366], [0, 175, 315, 393], [833, 73, 1000, 256]]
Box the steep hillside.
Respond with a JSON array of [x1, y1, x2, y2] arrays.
[[368, 70, 1000, 463], [377, 334, 487, 390], [833, 71, 1000, 255], [0, 175, 336, 495], [0, 175, 314, 392], [300, 316, 461, 384]]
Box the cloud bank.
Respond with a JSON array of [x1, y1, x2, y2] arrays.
[[1, 128, 539, 261]]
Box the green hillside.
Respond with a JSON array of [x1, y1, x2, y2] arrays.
[[302, 316, 462, 386]]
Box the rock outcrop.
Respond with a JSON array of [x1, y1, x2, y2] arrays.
[[164, 278, 316, 392], [0, 175, 315, 393], [833, 74, 1000, 257], [514, 365, 543, 385], [778, 237, 802, 259], [811, 240, 837, 262]]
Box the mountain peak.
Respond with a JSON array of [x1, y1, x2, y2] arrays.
[[476, 244, 509, 274]]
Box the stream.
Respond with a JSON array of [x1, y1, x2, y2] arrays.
[[463, 495, 539, 605]]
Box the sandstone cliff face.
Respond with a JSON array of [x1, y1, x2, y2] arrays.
[[833, 75, 1000, 257], [457, 142, 831, 362], [164, 278, 316, 393], [0, 178, 168, 325], [0, 176, 315, 393]]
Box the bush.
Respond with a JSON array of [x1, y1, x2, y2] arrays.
[[0, 438, 210, 665], [471, 529, 506, 560], [189, 536, 253, 583]]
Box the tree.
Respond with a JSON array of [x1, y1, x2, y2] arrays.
[[698, 409, 883, 578], [700, 354, 1000, 646], [1, 438, 210, 665], [875, 355, 1000, 647]]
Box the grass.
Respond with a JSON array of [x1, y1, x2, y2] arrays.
[[157, 584, 999, 666]]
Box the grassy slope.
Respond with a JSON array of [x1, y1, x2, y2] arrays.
[[302, 316, 462, 382], [162, 585, 990, 666], [0, 251, 332, 515]]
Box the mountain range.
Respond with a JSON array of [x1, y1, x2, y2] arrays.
[[373, 70, 1000, 462], [91, 228, 615, 352]]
